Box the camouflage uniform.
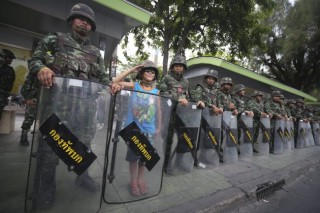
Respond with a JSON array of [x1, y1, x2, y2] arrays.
[[264, 91, 282, 151], [216, 77, 236, 112], [0, 49, 16, 119], [28, 3, 109, 209], [19, 73, 39, 146], [290, 98, 307, 146], [191, 69, 218, 107], [246, 91, 265, 143], [157, 55, 191, 172]]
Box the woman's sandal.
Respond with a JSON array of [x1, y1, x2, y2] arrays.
[[138, 182, 148, 195], [130, 182, 140, 196]]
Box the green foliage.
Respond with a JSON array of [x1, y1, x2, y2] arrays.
[[251, 0, 320, 92], [126, 0, 275, 76]]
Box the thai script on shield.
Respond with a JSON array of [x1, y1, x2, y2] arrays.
[[119, 121, 160, 171], [39, 113, 97, 175]]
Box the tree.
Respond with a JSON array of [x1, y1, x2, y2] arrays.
[[125, 0, 275, 76], [251, 0, 320, 93]]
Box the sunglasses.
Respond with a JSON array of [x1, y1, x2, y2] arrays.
[[144, 69, 156, 74]]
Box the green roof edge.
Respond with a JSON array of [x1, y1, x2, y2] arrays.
[[187, 57, 317, 102], [95, 0, 151, 24]]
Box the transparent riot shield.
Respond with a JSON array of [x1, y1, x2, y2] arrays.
[[273, 119, 284, 154], [305, 122, 315, 147], [167, 102, 202, 175], [222, 111, 238, 164], [296, 120, 307, 149], [239, 113, 253, 158], [312, 122, 320, 146], [103, 89, 172, 203], [283, 120, 292, 153], [289, 120, 295, 150], [198, 107, 222, 167], [25, 77, 111, 213], [254, 117, 270, 156]]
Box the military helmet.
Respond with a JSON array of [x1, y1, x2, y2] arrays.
[[136, 60, 159, 80], [271, 91, 282, 97], [251, 91, 263, 97], [67, 3, 96, 31], [295, 98, 304, 104], [280, 94, 285, 100], [204, 69, 218, 80], [233, 84, 246, 93], [1, 49, 16, 59], [287, 99, 296, 104], [220, 77, 233, 86], [170, 55, 187, 70]]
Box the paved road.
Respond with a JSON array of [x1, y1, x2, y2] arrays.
[[226, 165, 320, 213]]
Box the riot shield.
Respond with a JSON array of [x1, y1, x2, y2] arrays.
[[305, 122, 315, 147], [296, 120, 307, 149], [312, 122, 320, 146], [239, 113, 253, 158], [103, 89, 172, 203], [289, 120, 295, 150], [167, 102, 202, 174], [273, 118, 284, 154], [222, 111, 238, 164], [25, 77, 111, 213], [283, 120, 292, 153], [198, 107, 222, 167], [254, 117, 270, 156]]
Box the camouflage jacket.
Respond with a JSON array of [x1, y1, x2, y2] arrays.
[[0, 64, 15, 94], [264, 98, 282, 117], [284, 105, 291, 117], [216, 90, 236, 111], [191, 83, 216, 107], [233, 95, 249, 114], [157, 72, 190, 102], [21, 72, 39, 101], [290, 107, 305, 120], [28, 31, 110, 84], [247, 98, 264, 119]]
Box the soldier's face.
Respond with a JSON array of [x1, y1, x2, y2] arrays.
[[172, 64, 184, 75], [273, 96, 281, 102], [239, 89, 245, 96], [256, 95, 263, 101], [4, 57, 12, 65], [72, 17, 92, 36], [205, 77, 216, 87], [222, 83, 232, 92]]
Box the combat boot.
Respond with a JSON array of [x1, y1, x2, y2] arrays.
[[75, 171, 100, 193], [20, 129, 29, 146]]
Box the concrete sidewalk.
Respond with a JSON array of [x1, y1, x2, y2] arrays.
[[1, 113, 320, 213]]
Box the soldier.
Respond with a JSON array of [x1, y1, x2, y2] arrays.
[[232, 84, 253, 116], [291, 99, 306, 141], [232, 84, 254, 155], [216, 77, 238, 115], [247, 91, 269, 150], [157, 55, 204, 173], [192, 69, 223, 164], [28, 3, 121, 209], [19, 73, 39, 146], [286, 99, 296, 121], [264, 91, 283, 152], [0, 49, 16, 119], [192, 69, 222, 114]]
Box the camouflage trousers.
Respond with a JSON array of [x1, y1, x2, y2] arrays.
[[0, 91, 9, 119], [33, 87, 98, 208], [21, 104, 37, 130]]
